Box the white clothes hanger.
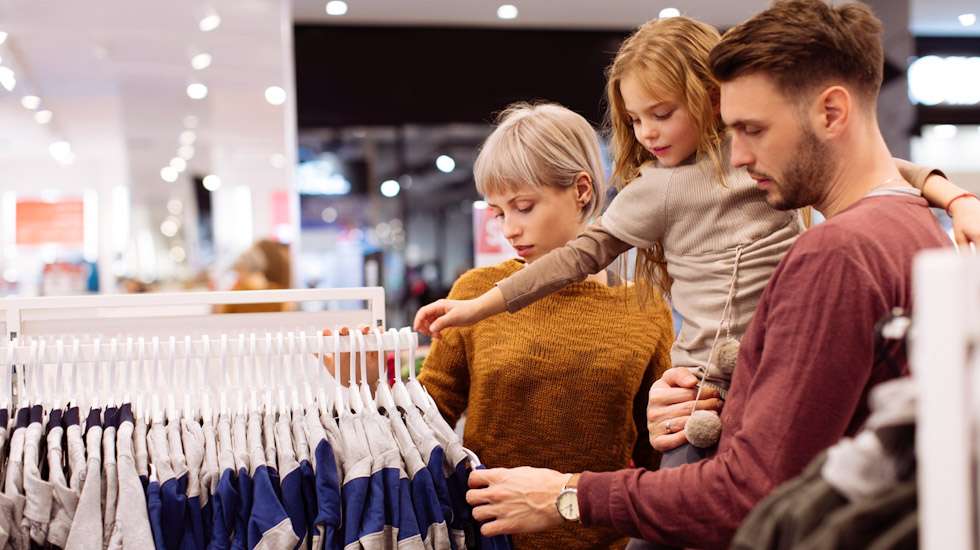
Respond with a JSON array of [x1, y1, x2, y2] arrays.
[[388, 328, 414, 412], [372, 327, 397, 414], [332, 330, 348, 417], [354, 330, 374, 410], [347, 332, 365, 414], [401, 328, 431, 411]]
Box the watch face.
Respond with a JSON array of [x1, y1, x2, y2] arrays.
[[557, 490, 579, 521]]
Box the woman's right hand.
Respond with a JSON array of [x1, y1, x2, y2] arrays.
[[647, 367, 724, 452], [413, 288, 506, 338]]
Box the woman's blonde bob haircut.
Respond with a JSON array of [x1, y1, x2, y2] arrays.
[[474, 102, 606, 221]]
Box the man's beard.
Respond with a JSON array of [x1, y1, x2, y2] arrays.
[[754, 127, 832, 211]]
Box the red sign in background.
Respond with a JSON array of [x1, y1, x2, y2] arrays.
[[15, 200, 84, 246]]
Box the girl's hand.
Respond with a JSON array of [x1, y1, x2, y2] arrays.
[[413, 288, 506, 338]]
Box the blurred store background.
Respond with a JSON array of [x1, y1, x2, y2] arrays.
[[0, 0, 977, 328]]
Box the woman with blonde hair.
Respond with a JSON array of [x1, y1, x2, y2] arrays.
[[417, 101, 674, 550], [415, 16, 964, 467]]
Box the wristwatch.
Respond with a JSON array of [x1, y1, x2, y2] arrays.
[[556, 474, 581, 522]]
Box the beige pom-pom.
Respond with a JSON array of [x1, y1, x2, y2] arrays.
[[686, 410, 722, 448], [717, 338, 740, 376]]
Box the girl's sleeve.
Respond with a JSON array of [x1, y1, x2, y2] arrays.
[[497, 167, 671, 312]]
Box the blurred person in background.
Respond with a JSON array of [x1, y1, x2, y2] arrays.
[[215, 238, 293, 313]]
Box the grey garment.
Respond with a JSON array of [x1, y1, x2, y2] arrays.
[[22, 419, 53, 546], [864, 377, 916, 430], [232, 414, 250, 475], [388, 410, 451, 550], [302, 407, 334, 548], [66, 422, 87, 492], [147, 421, 175, 484], [289, 410, 311, 465], [110, 417, 154, 549], [181, 419, 206, 500], [731, 452, 829, 550], [821, 431, 897, 502], [658, 444, 709, 469], [133, 418, 149, 480], [47, 422, 78, 548], [274, 413, 299, 478], [3, 421, 28, 550], [338, 412, 373, 550], [201, 417, 220, 503], [166, 418, 189, 485], [102, 422, 119, 550], [251, 411, 300, 550], [247, 412, 267, 475], [65, 422, 104, 550], [216, 414, 235, 475], [867, 509, 917, 550], [262, 410, 278, 471], [795, 481, 917, 550]]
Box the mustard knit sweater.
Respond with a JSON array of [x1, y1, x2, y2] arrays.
[[418, 259, 674, 550]]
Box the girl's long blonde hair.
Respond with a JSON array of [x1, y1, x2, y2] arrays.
[[606, 17, 726, 298]]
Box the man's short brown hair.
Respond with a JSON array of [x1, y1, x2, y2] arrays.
[[709, 0, 884, 102]]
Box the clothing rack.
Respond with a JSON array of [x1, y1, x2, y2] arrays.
[[914, 250, 980, 550], [0, 287, 412, 411]]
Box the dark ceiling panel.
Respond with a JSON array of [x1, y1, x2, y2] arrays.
[[294, 25, 628, 128]]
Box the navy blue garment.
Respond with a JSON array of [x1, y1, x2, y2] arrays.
[[339, 415, 373, 549], [298, 459, 317, 546], [304, 409, 342, 550], [208, 468, 239, 550], [362, 412, 422, 548], [426, 446, 453, 536], [148, 476, 167, 550], [246, 463, 296, 549], [180, 420, 208, 550], [233, 466, 254, 548]]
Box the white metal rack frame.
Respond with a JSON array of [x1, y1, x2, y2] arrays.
[[1, 288, 387, 342], [914, 251, 980, 550], [0, 287, 407, 410]]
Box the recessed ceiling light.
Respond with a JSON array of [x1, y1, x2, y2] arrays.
[[191, 53, 212, 70], [380, 179, 401, 198], [659, 7, 680, 18], [960, 13, 977, 26], [270, 153, 286, 168], [20, 95, 40, 110], [160, 166, 179, 183], [203, 174, 222, 191], [186, 83, 208, 100], [264, 86, 287, 106], [325, 1, 348, 16], [34, 110, 52, 124], [0, 67, 16, 92], [436, 155, 456, 173], [199, 12, 221, 32], [180, 131, 197, 146], [160, 218, 179, 237], [497, 4, 519, 19], [178, 145, 195, 160], [49, 141, 74, 165], [0, 32, 7, 45], [170, 157, 187, 172], [167, 199, 183, 215]]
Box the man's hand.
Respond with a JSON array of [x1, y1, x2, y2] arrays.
[[466, 467, 569, 537], [413, 287, 506, 338], [647, 367, 723, 452]]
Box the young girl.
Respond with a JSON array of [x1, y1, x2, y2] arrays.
[[414, 16, 966, 467], [417, 102, 674, 550]]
